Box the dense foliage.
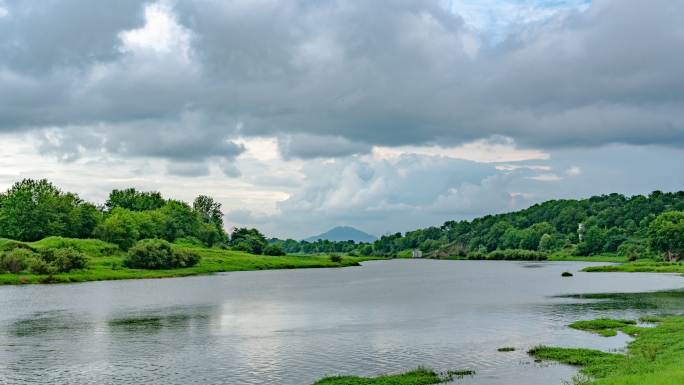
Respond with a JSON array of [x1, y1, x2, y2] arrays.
[[0, 243, 88, 275], [0, 179, 227, 250], [273, 191, 684, 261], [123, 239, 200, 269], [2, 179, 683, 262], [0, 179, 100, 241]]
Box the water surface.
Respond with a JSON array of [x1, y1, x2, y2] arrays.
[[1, 260, 683, 385]]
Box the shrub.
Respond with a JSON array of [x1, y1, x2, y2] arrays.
[[562, 271, 574, 277], [263, 244, 286, 256], [0, 248, 33, 273], [124, 239, 200, 269], [172, 249, 201, 268], [487, 249, 548, 261], [330, 254, 342, 263], [41, 247, 88, 272], [28, 257, 57, 275]]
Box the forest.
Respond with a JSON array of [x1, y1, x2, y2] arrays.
[[275, 191, 684, 261], [0, 179, 279, 256]]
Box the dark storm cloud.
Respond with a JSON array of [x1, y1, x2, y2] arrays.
[[0, 0, 683, 160]]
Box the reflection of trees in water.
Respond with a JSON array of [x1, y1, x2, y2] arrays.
[[8, 310, 90, 337], [107, 306, 214, 334], [548, 290, 684, 314]]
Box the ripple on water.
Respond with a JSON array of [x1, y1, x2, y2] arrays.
[[0, 260, 683, 384]]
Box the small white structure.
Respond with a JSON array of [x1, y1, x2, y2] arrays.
[[412, 249, 423, 259]]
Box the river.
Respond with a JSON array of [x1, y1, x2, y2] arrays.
[[1, 259, 683, 384]]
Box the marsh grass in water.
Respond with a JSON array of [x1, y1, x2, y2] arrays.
[[312, 367, 445, 385], [569, 318, 637, 337], [530, 316, 684, 385], [583, 261, 684, 275], [312, 367, 475, 385], [497, 346, 516, 352]]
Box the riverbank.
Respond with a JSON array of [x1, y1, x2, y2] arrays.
[[0, 237, 377, 285], [583, 261, 684, 274], [530, 316, 684, 384]]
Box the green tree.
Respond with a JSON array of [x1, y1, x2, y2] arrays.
[[105, 188, 165, 211], [160, 200, 201, 242], [576, 226, 607, 255], [648, 211, 684, 261], [94, 208, 140, 250], [230, 228, 267, 254], [0, 179, 94, 241], [538, 233, 554, 251]]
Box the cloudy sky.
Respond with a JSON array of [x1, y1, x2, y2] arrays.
[[0, 0, 682, 239]]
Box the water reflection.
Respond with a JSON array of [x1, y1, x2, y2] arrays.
[[0, 260, 683, 385]]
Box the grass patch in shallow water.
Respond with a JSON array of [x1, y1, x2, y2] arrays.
[[569, 318, 636, 337], [530, 316, 684, 385], [312, 367, 452, 385]]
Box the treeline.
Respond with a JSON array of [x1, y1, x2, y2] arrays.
[[274, 191, 684, 261], [2, 179, 682, 262], [269, 238, 372, 255], [0, 179, 283, 255]]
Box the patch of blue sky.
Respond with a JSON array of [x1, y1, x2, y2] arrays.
[[442, 0, 591, 43]]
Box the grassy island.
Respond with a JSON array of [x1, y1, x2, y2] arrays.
[[312, 367, 474, 385]]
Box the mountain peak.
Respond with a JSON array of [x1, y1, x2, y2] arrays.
[[303, 226, 377, 243]]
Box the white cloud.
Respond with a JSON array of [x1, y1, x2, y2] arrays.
[[528, 173, 562, 182], [566, 166, 582, 176], [118, 2, 192, 61], [373, 136, 549, 163]]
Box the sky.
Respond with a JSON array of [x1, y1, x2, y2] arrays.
[[0, 0, 682, 239]]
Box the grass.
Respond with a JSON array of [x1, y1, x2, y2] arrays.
[[569, 318, 637, 337], [583, 261, 684, 275], [312, 368, 450, 385], [0, 237, 380, 285], [497, 346, 516, 352], [530, 316, 684, 385]]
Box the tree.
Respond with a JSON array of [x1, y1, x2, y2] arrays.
[[648, 211, 684, 261], [193, 195, 226, 245], [0, 179, 96, 241], [263, 244, 285, 256], [230, 228, 267, 254], [575, 226, 607, 255], [105, 188, 165, 211], [538, 233, 554, 252], [193, 195, 224, 229], [160, 200, 201, 242], [94, 208, 140, 250]]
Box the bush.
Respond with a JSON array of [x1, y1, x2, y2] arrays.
[[0, 248, 33, 273], [41, 247, 88, 272], [330, 254, 343, 263], [28, 257, 56, 275], [124, 239, 200, 269], [263, 244, 285, 256], [487, 249, 548, 261]]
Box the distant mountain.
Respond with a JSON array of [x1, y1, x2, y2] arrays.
[[303, 226, 377, 243]]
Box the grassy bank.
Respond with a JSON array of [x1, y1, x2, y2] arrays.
[[0, 237, 378, 285], [529, 316, 684, 385], [583, 261, 684, 274], [312, 368, 474, 385]]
